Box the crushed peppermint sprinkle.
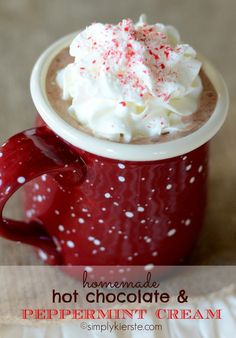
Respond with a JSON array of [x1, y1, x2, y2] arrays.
[[71, 18, 179, 100], [57, 15, 202, 143]]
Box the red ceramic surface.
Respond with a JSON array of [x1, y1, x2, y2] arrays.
[[0, 116, 208, 266]]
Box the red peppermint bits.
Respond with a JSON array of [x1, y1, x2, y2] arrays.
[[164, 51, 170, 59], [148, 50, 160, 60], [74, 18, 179, 103], [120, 101, 126, 107]]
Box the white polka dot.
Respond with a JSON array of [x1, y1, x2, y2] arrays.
[[55, 210, 60, 215], [98, 219, 104, 224], [104, 193, 111, 198], [127, 256, 133, 261], [100, 247, 105, 251], [137, 206, 144, 212], [34, 183, 39, 190], [82, 208, 88, 212], [118, 176, 125, 182], [198, 165, 203, 173], [71, 213, 75, 217], [152, 251, 158, 257], [88, 236, 94, 241], [185, 219, 191, 226], [0, 152, 3, 157], [145, 237, 152, 243], [94, 239, 101, 246], [41, 175, 47, 182], [134, 252, 138, 256], [118, 163, 125, 169], [151, 189, 155, 192], [37, 195, 43, 202], [92, 250, 97, 255], [186, 164, 192, 171], [166, 184, 172, 190], [167, 228, 176, 237], [102, 207, 106, 211], [17, 176, 26, 184], [38, 250, 48, 261], [78, 218, 85, 224], [0, 179, 2, 187], [144, 264, 154, 271], [58, 225, 65, 232], [141, 177, 145, 181], [26, 210, 34, 217], [125, 211, 134, 218], [67, 240, 75, 248], [190, 177, 195, 184], [113, 202, 119, 206], [110, 187, 114, 190], [85, 266, 93, 272], [182, 156, 187, 160], [141, 219, 146, 224]]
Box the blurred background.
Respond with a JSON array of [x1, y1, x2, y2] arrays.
[[0, 0, 235, 264]]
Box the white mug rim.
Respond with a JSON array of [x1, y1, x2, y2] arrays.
[[30, 32, 229, 162]]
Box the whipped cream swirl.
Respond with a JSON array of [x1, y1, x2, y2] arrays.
[[56, 15, 203, 142]]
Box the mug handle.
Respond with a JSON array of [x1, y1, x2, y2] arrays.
[[0, 126, 86, 264]]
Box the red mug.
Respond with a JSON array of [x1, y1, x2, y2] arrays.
[[0, 34, 228, 266]]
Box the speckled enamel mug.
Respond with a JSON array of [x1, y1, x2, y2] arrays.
[[0, 34, 228, 266]]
